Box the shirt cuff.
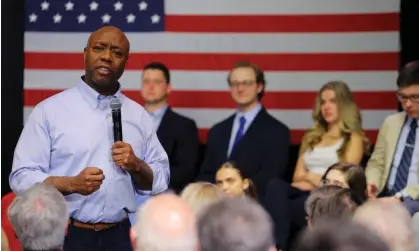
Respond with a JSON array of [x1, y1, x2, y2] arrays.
[[401, 190, 410, 198], [133, 165, 169, 196], [11, 170, 50, 195], [136, 189, 152, 195]]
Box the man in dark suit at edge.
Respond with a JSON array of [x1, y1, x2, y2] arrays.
[[140, 62, 200, 194], [197, 61, 291, 198]]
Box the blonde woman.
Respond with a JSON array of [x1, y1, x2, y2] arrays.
[[293, 80, 369, 191], [264, 81, 370, 249], [180, 182, 224, 215]]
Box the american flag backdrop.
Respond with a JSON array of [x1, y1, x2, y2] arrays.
[[24, 0, 400, 144]]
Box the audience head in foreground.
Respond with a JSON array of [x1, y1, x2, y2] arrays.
[[8, 183, 68, 251], [198, 197, 276, 251], [354, 200, 415, 251], [292, 219, 390, 251], [413, 213, 419, 251], [180, 182, 224, 215], [216, 161, 259, 201], [321, 163, 368, 202], [305, 185, 361, 228], [131, 193, 198, 251]]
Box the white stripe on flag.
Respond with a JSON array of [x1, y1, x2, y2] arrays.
[[24, 32, 399, 53], [24, 70, 398, 91], [23, 107, 394, 129], [165, 0, 399, 15]]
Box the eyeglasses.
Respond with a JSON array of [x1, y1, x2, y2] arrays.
[[396, 93, 419, 103], [228, 80, 256, 88]]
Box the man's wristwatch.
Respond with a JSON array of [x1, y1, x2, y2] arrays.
[[395, 192, 404, 201]]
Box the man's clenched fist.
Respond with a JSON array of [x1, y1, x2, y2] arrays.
[[71, 167, 105, 195]]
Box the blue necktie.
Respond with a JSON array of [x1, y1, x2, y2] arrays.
[[231, 116, 246, 152], [391, 119, 418, 194]]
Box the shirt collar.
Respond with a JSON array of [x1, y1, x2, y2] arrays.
[[149, 104, 169, 118], [406, 116, 419, 127], [77, 76, 124, 110], [236, 103, 262, 122]]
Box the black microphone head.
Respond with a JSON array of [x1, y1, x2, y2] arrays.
[[110, 97, 122, 110]]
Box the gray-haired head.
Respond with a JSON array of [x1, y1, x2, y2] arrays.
[[198, 197, 275, 251], [132, 193, 197, 251], [305, 185, 343, 219], [305, 185, 360, 228], [8, 183, 68, 251], [292, 219, 390, 251], [354, 200, 415, 251]]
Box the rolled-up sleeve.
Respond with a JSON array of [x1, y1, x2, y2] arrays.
[[9, 105, 51, 194], [135, 114, 170, 195]]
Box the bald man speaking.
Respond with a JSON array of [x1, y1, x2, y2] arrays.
[[9, 26, 170, 251]]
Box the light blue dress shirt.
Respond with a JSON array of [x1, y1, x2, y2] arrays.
[[227, 103, 262, 157], [129, 104, 169, 224], [387, 117, 419, 194], [149, 104, 168, 132], [10, 79, 170, 223]]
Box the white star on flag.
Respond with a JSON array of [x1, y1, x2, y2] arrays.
[[78, 14, 87, 23], [138, 1, 147, 11], [151, 14, 160, 24], [126, 14, 136, 23], [114, 1, 123, 11], [89, 1, 99, 11], [29, 13, 38, 23], [40, 1, 50, 11], [65, 1, 75, 11], [102, 13, 111, 23], [53, 13, 62, 23]]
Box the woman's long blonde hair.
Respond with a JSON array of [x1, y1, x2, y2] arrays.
[[300, 81, 370, 158]]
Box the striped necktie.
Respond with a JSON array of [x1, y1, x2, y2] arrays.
[[391, 119, 418, 194]]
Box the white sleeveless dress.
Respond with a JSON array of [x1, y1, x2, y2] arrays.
[[302, 138, 344, 175]]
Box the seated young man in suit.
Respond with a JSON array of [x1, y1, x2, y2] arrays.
[[365, 60, 419, 215], [197, 61, 291, 198], [141, 62, 200, 194]]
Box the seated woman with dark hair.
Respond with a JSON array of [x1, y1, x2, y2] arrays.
[[215, 161, 258, 201], [321, 163, 368, 203]]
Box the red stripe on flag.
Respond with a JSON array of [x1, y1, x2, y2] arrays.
[[198, 129, 379, 144], [24, 89, 397, 110], [166, 13, 399, 33], [25, 52, 398, 71]]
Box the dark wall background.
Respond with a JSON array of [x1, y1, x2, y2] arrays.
[[400, 0, 419, 65], [2, 0, 24, 196], [1, 0, 419, 196]]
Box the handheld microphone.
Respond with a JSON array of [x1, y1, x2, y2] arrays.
[[110, 97, 123, 142]]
